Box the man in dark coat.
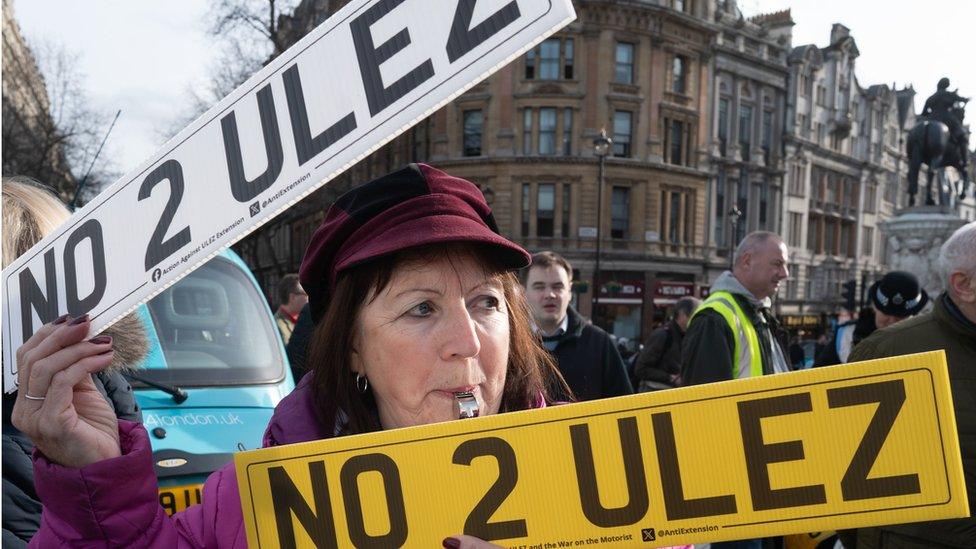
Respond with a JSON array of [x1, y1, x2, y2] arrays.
[[524, 251, 633, 401], [635, 296, 701, 390], [847, 222, 976, 548]]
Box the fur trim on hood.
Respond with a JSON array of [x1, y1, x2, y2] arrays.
[[98, 312, 149, 371]]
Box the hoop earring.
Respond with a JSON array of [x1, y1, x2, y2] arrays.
[[356, 373, 369, 393]]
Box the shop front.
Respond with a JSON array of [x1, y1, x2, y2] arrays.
[[593, 272, 644, 342], [649, 279, 696, 332]]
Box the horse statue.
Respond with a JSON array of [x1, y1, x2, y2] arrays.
[[906, 100, 970, 206]]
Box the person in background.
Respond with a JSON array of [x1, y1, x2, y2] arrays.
[[12, 163, 571, 548], [814, 307, 870, 367], [788, 336, 806, 370], [273, 273, 307, 345], [869, 271, 929, 330], [846, 223, 975, 548], [681, 231, 792, 549], [682, 231, 792, 387], [523, 251, 633, 401], [1, 177, 147, 548], [285, 303, 314, 381], [634, 296, 701, 391], [816, 271, 928, 368]]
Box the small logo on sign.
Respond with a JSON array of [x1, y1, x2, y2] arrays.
[[152, 268, 162, 282], [249, 201, 261, 217], [157, 458, 187, 468], [641, 528, 656, 542]]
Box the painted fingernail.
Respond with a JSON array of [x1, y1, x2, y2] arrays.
[[89, 336, 112, 345], [98, 349, 115, 356], [52, 314, 70, 325], [442, 537, 461, 549], [69, 314, 90, 326]]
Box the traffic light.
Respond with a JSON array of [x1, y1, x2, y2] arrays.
[[841, 279, 857, 312]]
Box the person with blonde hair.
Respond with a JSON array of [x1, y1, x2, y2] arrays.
[[1, 177, 147, 547]]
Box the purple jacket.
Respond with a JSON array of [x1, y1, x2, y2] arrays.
[[30, 376, 546, 547]]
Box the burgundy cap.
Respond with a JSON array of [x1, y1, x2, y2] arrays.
[[299, 163, 531, 322]]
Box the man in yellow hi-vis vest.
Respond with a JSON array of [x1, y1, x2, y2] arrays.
[[682, 231, 792, 386]]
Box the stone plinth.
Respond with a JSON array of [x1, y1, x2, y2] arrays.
[[880, 205, 968, 298]]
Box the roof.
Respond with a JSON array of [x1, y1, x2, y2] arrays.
[[748, 8, 794, 27]]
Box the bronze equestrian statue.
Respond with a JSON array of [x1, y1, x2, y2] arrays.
[[906, 77, 970, 206]]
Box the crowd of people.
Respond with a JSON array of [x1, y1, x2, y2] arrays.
[[2, 164, 974, 548]]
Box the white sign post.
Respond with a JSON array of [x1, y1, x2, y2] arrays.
[[2, 0, 577, 392]]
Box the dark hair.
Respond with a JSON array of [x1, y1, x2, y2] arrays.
[[527, 251, 573, 280], [276, 274, 302, 306], [307, 242, 570, 435], [674, 296, 702, 317]]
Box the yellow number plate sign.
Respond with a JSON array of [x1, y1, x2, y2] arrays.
[[236, 351, 968, 547]]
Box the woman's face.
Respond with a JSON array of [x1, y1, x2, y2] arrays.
[[351, 253, 510, 430]]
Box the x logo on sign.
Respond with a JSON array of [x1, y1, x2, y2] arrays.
[[641, 528, 656, 542]]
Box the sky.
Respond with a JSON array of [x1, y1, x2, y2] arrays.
[[12, 0, 976, 181]]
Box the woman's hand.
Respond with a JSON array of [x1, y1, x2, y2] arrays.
[[443, 535, 504, 548], [11, 314, 121, 468]]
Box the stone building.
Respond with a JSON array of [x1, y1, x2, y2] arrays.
[[702, 3, 793, 287], [429, 0, 717, 342], [1, 0, 75, 199], [779, 24, 918, 322], [242, 0, 718, 342]]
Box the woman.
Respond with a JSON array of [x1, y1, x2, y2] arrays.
[[12, 164, 569, 548], [2, 177, 147, 547]]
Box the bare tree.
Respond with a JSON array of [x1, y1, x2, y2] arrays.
[[2, 40, 119, 205]]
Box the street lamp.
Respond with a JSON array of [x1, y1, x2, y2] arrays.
[[728, 205, 742, 270], [592, 128, 612, 322]]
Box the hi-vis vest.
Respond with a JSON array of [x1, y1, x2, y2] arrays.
[[690, 291, 763, 379]]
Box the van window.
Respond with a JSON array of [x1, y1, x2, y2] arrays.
[[141, 257, 284, 386]]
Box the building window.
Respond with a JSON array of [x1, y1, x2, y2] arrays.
[[789, 164, 804, 196], [761, 110, 773, 163], [539, 107, 557, 155], [668, 119, 684, 165], [661, 188, 694, 245], [522, 109, 532, 154], [674, 0, 686, 11], [736, 174, 748, 243], [825, 218, 836, 254], [561, 184, 571, 237], [564, 38, 574, 79], [615, 42, 635, 84], [864, 181, 877, 213], [718, 98, 729, 156], [521, 184, 530, 237], [537, 184, 555, 237], [525, 37, 574, 80], [788, 212, 803, 248], [462, 109, 483, 157], [611, 186, 629, 239], [863, 226, 874, 257], [539, 39, 560, 79], [672, 55, 686, 94], [715, 172, 726, 247], [562, 108, 573, 155], [786, 263, 800, 299], [613, 110, 633, 157], [758, 180, 769, 229], [739, 104, 753, 161], [808, 214, 820, 253]]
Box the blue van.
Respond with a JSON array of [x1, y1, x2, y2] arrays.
[[128, 250, 295, 515]]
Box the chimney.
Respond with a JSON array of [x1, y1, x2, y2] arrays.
[[830, 23, 850, 44]]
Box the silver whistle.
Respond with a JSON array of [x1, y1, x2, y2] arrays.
[[453, 391, 480, 419]]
